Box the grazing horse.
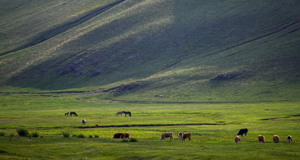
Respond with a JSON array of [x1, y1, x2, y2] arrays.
[[237, 128, 248, 136], [161, 132, 173, 141], [273, 135, 280, 143], [116, 111, 123, 116], [124, 133, 131, 139], [65, 112, 69, 116], [178, 132, 191, 141], [122, 111, 131, 117], [113, 133, 130, 139], [70, 112, 78, 116], [287, 135, 292, 143], [235, 135, 241, 143], [113, 133, 124, 139], [82, 119, 86, 125], [258, 135, 266, 143]]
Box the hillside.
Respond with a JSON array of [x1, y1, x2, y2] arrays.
[[1, 0, 300, 102]]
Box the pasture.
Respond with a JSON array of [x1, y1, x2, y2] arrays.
[[0, 93, 300, 159]]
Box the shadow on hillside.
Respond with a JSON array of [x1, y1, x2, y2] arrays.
[[4, 0, 300, 91]]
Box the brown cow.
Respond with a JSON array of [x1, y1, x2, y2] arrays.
[[161, 132, 173, 141], [287, 135, 292, 143], [178, 132, 191, 141], [235, 135, 241, 143], [258, 135, 265, 143], [273, 135, 280, 143]]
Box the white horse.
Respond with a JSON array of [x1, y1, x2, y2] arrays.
[[82, 119, 86, 125]]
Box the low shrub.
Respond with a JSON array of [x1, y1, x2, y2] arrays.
[[72, 134, 77, 137], [62, 132, 70, 138], [89, 135, 93, 138], [77, 134, 85, 138], [10, 133, 14, 138], [16, 128, 29, 137], [31, 132, 39, 138], [0, 132, 5, 136], [94, 135, 99, 138], [130, 138, 138, 142]]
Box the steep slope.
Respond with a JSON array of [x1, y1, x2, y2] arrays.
[[0, 0, 300, 102]]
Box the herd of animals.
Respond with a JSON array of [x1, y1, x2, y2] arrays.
[[235, 128, 293, 143], [65, 112, 294, 143]]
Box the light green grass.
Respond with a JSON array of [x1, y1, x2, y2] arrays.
[[0, 94, 299, 159]]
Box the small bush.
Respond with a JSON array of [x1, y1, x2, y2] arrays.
[[16, 128, 29, 137], [130, 138, 138, 142], [89, 135, 93, 138], [72, 134, 77, 137], [0, 132, 5, 136], [77, 134, 85, 138], [10, 133, 15, 138], [94, 135, 99, 138], [31, 132, 39, 138], [62, 132, 70, 138]]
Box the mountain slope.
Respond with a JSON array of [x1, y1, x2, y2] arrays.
[[1, 0, 300, 102]]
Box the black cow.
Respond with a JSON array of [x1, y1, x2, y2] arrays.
[[237, 128, 248, 136], [70, 112, 78, 116]]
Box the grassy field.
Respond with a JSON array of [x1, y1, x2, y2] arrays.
[[0, 93, 299, 159], [1, 0, 300, 159]]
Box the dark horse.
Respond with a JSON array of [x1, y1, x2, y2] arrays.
[[70, 112, 78, 116], [237, 128, 248, 136], [122, 111, 131, 117]]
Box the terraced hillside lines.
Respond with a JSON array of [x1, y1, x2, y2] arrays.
[[0, 0, 300, 102], [0, 0, 125, 56]]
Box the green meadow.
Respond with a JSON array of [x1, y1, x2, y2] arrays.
[[0, 93, 299, 159], [1, 0, 300, 159]]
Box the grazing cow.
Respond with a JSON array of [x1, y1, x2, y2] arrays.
[[70, 112, 78, 116], [287, 135, 292, 143], [237, 128, 248, 136], [82, 119, 86, 125], [116, 111, 123, 116], [65, 112, 69, 116], [178, 132, 191, 141], [161, 132, 173, 141], [122, 111, 131, 117], [258, 135, 266, 143], [235, 135, 241, 143], [273, 135, 280, 143]]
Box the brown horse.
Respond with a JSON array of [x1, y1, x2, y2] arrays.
[[258, 135, 265, 143], [235, 135, 241, 143], [178, 132, 191, 141], [161, 132, 173, 141], [273, 135, 280, 143], [113, 133, 131, 139]]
